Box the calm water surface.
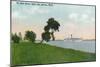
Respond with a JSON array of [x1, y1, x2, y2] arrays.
[[47, 40, 95, 53]]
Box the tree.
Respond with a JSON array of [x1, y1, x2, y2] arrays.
[[44, 25, 50, 32], [18, 32, 22, 40], [41, 18, 60, 43], [46, 18, 60, 40], [12, 33, 20, 43], [24, 30, 36, 42], [41, 31, 51, 43]]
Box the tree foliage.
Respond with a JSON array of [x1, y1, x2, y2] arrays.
[[12, 33, 20, 43], [24, 31, 36, 42], [47, 18, 60, 31], [41, 18, 60, 43], [41, 31, 51, 42]]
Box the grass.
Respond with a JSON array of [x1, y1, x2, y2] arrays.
[[11, 42, 96, 66]]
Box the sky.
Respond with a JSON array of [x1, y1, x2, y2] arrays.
[[11, 1, 95, 40]]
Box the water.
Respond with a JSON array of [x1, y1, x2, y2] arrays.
[[47, 40, 96, 53]]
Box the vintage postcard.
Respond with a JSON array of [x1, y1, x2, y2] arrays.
[[11, 0, 96, 66]]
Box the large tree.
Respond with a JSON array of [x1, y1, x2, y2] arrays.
[[46, 18, 60, 40], [41, 18, 60, 43]]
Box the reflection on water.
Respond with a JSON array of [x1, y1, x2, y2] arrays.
[[47, 40, 95, 53]]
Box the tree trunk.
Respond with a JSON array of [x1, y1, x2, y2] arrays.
[[51, 32, 55, 41]]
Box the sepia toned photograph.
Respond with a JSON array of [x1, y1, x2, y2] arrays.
[[11, 0, 96, 66]]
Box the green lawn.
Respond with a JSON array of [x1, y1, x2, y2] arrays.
[[11, 42, 96, 66]]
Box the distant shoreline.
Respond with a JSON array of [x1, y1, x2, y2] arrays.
[[35, 39, 96, 41]]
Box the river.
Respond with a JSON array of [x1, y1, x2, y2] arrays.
[[47, 40, 96, 53]]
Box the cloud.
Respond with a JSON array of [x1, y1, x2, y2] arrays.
[[69, 13, 79, 20], [12, 11, 19, 18], [68, 13, 95, 25], [81, 14, 89, 20], [69, 13, 89, 21], [12, 5, 50, 19], [28, 7, 49, 14], [12, 11, 28, 19]]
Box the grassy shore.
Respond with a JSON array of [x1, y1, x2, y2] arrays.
[[11, 42, 96, 66]]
